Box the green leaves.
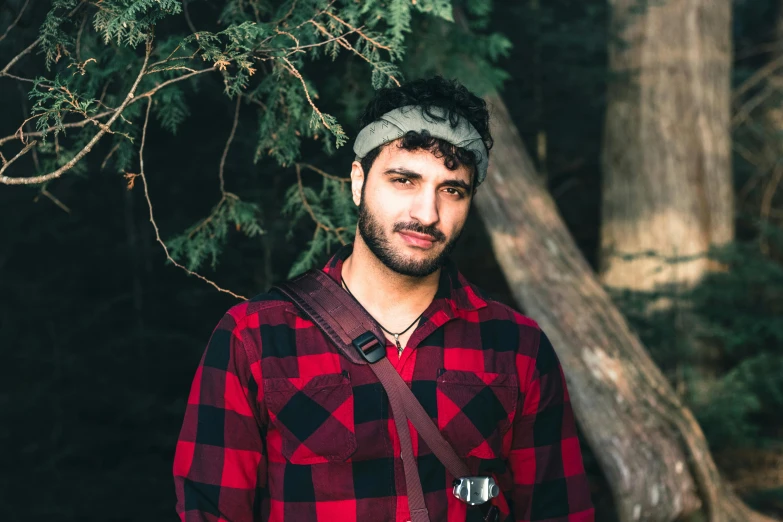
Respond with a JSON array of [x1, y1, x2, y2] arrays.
[[282, 175, 356, 277], [28, 74, 97, 141], [92, 0, 182, 47], [168, 195, 264, 271], [40, 0, 79, 70], [10, 0, 499, 295]]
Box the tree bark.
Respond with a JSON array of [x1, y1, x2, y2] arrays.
[[600, 0, 734, 294], [474, 93, 775, 522]]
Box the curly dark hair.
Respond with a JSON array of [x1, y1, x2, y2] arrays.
[[357, 76, 493, 189]]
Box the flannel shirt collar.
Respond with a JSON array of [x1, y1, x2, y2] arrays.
[[322, 243, 488, 313]]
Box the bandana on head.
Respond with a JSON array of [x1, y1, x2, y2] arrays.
[[353, 105, 489, 185]]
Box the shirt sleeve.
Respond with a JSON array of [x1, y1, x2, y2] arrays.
[[508, 328, 594, 522], [173, 312, 267, 522]]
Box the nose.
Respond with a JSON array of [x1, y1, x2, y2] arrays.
[[408, 189, 439, 228]]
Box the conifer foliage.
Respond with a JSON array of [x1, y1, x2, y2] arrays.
[[0, 0, 466, 296]]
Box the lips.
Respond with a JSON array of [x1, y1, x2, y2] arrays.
[[399, 230, 437, 248]]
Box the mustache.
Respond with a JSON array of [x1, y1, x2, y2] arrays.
[[393, 221, 446, 242]]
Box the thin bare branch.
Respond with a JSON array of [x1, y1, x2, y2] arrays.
[[323, 10, 392, 51], [101, 143, 120, 170], [0, 0, 31, 44], [140, 65, 216, 98], [75, 11, 88, 62], [733, 53, 783, 104], [17, 82, 39, 171], [183, 0, 197, 34], [732, 83, 778, 129], [760, 163, 783, 255], [276, 28, 300, 49], [244, 95, 268, 111], [146, 65, 199, 74], [34, 188, 72, 213], [297, 162, 349, 182], [281, 26, 360, 53], [0, 71, 35, 83], [0, 37, 154, 185], [0, 140, 37, 175], [280, 57, 330, 130], [275, 0, 298, 26], [219, 95, 242, 195], [137, 97, 247, 300]]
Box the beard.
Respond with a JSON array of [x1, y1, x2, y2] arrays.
[[357, 196, 463, 278]]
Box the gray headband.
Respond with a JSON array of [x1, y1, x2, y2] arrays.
[[353, 105, 488, 185]]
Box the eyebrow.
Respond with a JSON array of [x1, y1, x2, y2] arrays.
[[383, 167, 472, 192]]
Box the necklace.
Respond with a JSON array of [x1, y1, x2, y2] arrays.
[[341, 277, 423, 357]]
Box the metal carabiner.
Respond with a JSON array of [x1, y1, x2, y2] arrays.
[[452, 476, 500, 506]]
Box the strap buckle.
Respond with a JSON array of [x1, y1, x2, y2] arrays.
[[452, 476, 499, 506], [352, 331, 386, 363]]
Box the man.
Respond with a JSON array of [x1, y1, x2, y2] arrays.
[[174, 76, 594, 522]]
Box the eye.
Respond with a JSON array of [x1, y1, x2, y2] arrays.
[[391, 177, 412, 185], [444, 187, 465, 198]]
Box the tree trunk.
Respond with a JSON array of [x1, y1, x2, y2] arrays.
[[474, 93, 775, 522], [600, 0, 734, 416], [600, 0, 734, 294]]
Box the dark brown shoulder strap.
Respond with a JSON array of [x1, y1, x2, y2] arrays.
[[274, 269, 472, 521], [275, 269, 387, 366]]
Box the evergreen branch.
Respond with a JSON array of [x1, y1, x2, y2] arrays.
[[150, 43, 196, 69], [274, 0, 298, 26], [0, 67, 215, 148], [136, 97, 247, 301], [0, 113, 109, 147], [309, 20, 400, 87], [275, 28, 300, 49], [0, 1, 83, 77], [297, 162, 350, 183], [219, 94, 242, 195], [185, 194, 237, 240], [323, 10, 392, 51], [280, 57, 329, 130], [146, 65, 199, 74], [0, 0, 31, 44], [140, 66, 216, 98], [0, 37, 153, 185], [295, 163, 349, 245], [282, 26, 361, 53]]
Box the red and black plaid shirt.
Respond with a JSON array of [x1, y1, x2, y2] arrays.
[[174, 245, 594, 522]]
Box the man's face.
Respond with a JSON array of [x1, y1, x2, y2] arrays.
[[351, 143, 473, 277]]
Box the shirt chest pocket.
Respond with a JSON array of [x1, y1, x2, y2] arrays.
[[264, 372, 357, 464], [436, 370, 518, 460]]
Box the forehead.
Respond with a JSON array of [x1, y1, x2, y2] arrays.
[[371, 142, 473, 183]]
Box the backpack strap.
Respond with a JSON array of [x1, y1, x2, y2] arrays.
[[274, 269, 476, 522]]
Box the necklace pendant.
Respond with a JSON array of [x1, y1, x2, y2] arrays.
[[395, 338, 403, 356]]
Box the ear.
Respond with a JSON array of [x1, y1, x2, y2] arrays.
[[350, 160, 365, 206]]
